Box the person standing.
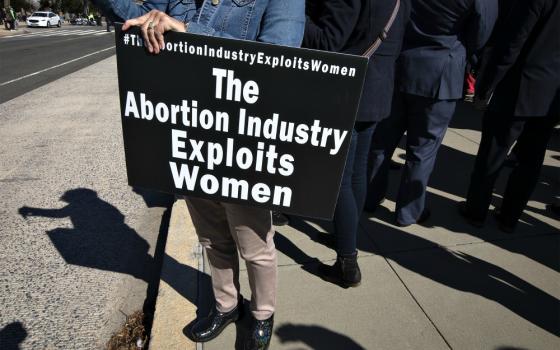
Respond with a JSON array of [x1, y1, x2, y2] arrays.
[[110, 1, 305, 349], [303, 0, 408, 287], [460, 0, 560, 232], [365, 0, 498, 226], [7, 6, 17, 31]]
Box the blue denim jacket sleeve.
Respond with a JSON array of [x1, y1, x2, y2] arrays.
[[94, 0, 195, 22], [188, 0, 305, 47]]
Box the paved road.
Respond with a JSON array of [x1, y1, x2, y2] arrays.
[[0, 48, 172, 348], [0, 25, 116, 104]]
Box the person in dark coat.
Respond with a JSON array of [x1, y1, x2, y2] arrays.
[[460, 0, 560, 232], [365, 0, 498, 226], [303, 0, 409, 287]]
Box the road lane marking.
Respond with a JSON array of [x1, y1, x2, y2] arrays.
[[0, 46, 116, 87], [2, 29, 109, 38]]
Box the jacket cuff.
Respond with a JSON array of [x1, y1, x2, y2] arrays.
[[186, 22, 216, 36]]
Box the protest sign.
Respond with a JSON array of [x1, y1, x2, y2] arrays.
[[115, 24, 367, 219]]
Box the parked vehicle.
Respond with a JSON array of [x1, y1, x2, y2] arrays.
[[26, 11, 61, 28]]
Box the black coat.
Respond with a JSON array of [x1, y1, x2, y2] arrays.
[[397, 0, 498, 100], [303, 0, 409, 122], [478, 0, 560, 118]]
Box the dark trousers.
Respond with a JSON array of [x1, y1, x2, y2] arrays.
[[366, 92, 457, 225], [465, 112, 557, 226], [333, 122, 376, 256]]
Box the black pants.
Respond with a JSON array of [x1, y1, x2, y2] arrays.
[[465, 111, 557, 227]]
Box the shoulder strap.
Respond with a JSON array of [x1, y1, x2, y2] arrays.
[[363, 0, 401, 58]]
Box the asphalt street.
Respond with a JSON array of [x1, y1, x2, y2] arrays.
[[0, 25, 116, 104], [0, 27, 173, 348]]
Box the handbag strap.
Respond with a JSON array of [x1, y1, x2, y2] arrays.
[[363, 0, 401, 58]]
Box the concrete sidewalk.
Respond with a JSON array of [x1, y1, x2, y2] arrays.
[[152, 103, 559, 349]]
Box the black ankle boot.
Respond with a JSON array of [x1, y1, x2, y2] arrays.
[[189, 298, 242, 342], [244, 315, 274, 350], [319, 252, 361, 288]]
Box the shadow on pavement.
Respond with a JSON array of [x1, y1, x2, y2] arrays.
[[360, 219, 560, 337], [0, 322, 27, 350], [17, 188, 213, 341], [275, 323, 366, 350]]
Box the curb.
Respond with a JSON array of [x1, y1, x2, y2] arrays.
[[149, 199, 202, 350]]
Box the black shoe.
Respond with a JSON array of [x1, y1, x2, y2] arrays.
[[272, 211, 289, 226], [189, 299, 241, 343], [493, 210, 515, 234], [396, 208, 431, 227], [546, 203, 560, 218], [457, 201, 484, 228], [318, 252, 361, 288], [244, 315, 274, 350], [364, 198, 385, 214], [390, 160, 402, 170]]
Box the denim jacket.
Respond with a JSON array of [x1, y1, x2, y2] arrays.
[[102, 0, 304, 47]]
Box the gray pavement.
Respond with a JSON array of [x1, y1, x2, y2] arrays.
[[0, 56, 172, 349], [187, 103, 559, 349]]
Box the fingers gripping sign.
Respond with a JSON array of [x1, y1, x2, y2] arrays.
[[123, 10, 186, 54]]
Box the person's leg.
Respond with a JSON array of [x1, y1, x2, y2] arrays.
[[395, 95, 456, 225], [333, 129, 358, 256], [185, 198, 240, 313], [365, 91, 407, 211], [185, 197, 242, 343], [498, 116, 557, 228], [352, 122, 377, 213], [464, 112, 523, 221], [223, 204, 275, 321]]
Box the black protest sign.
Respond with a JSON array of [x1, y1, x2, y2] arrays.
[[115, 24, 367, 219]]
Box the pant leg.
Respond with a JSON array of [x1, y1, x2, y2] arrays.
[[500, 116, 557, 226], [396, 95, 457, 225], [365, 91, 407, 210], [333, 129, 358, 255], [223, 204, 275, 321], [185, 197, 240, 313], [352, 122, 377, 214], [333, 123, 376, 256], [465, 112, 524, 220]]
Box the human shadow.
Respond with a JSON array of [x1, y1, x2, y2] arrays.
[[0, 322, 27, 350], [18, 188, 212, 338], [275, 323, 366, 350], [360, 218, 560, 337]]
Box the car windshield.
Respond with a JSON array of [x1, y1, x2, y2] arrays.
[[32, 13, 48, 17]]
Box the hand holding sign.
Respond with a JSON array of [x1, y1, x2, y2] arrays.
[[123, 10, 186, 54]]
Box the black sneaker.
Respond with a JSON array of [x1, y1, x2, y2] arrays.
[[272, 211, 289, 226], [244, 315, 274, 350]]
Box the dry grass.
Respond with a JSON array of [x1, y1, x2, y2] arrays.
[[106, 311, 149, 350]]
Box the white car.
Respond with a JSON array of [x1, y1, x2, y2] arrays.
[[27, 11, 61, 28]]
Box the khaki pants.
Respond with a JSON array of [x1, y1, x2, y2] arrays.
[[185, 197, 276, 320]]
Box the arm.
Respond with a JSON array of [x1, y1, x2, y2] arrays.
[[476, 0, 545, 98], [302, 0, 361, 51], [464, 0, 499, 55], [256, 0, 305, 47], [91, 0, 171, 22], [187, 0, 305, 46], [19, 206, 68, 219]]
